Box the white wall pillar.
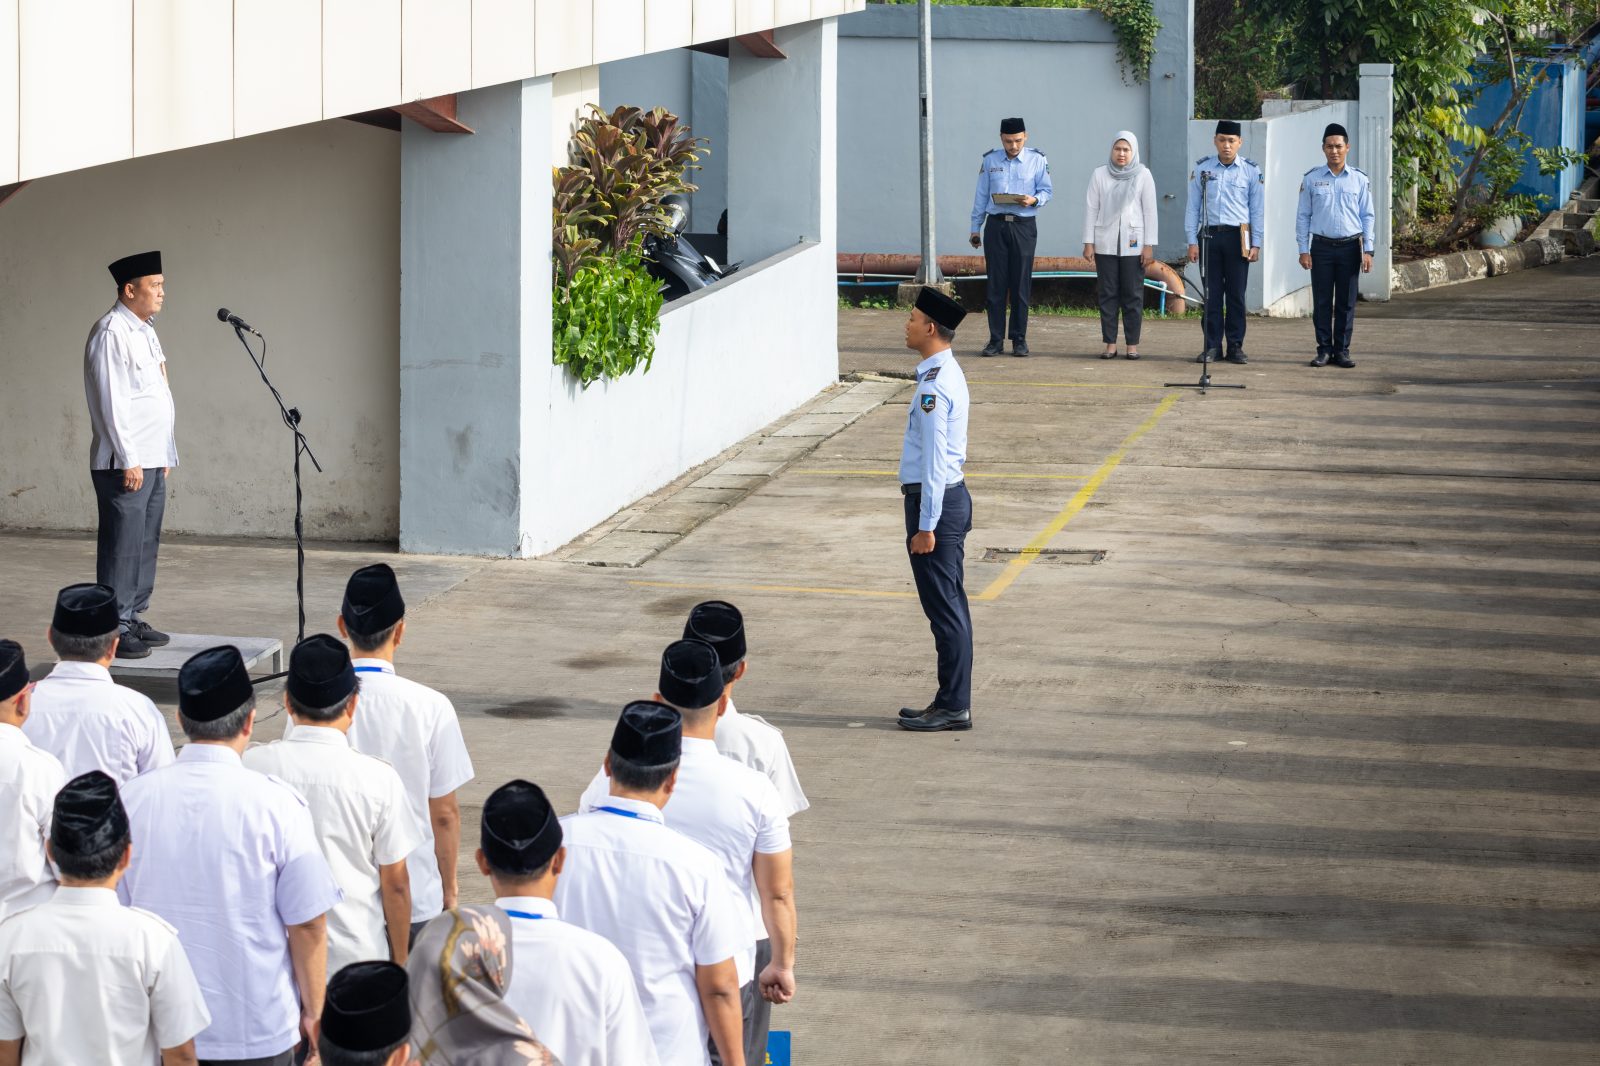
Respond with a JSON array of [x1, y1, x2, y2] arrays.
[[399, 78, 554, 556], [1358, 63, 1394, 301], [726, 18, 837, 265]]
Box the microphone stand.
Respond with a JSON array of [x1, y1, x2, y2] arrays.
[[1166, 169, 1244, 394], [229, 325, 321, 645]]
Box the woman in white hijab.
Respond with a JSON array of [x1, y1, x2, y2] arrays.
[[1082, 131, 1158, 359]]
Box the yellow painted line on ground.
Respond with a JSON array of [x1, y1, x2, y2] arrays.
[[983, 381, 1169, 390], [630, 579, 916, 600], [794, 469, 1087, 481], [975, 392, 1182, 602]]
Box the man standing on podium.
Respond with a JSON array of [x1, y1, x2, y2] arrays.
[[84, 251, 177, 660]]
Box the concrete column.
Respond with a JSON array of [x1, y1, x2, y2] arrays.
[[689, 51, 730, 234], [1149, 0, 1195, 260], [726, 18, 838, 265], [1358, 63, 1394, 301], [398, 78, 554, 556]]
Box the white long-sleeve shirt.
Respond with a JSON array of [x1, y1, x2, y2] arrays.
[[1082, 165, 1159, 256], [83, 302, 178, 471]]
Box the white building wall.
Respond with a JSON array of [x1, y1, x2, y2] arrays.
[[0, 121, 402, 540], [0, 0, 865, 184]]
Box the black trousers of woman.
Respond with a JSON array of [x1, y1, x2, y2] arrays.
[[1095, 253, 1143, 345]]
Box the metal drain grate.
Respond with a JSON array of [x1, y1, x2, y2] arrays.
[[982, 548, 1106, 564]]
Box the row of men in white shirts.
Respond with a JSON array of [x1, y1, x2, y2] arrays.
[[0, 568, 807, 1066]]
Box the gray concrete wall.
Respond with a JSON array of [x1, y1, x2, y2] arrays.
[[837, 4, 1189, 260], [400, 79, 554, 556], [0, 120, 400, 540]]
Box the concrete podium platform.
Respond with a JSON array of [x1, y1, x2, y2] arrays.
[[108, 633, 284, 678]]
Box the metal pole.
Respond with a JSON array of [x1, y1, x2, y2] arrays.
[[915, 0, 941, 285]]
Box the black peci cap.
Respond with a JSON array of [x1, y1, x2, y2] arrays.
[[51, 770, 130, 857], [1323, 122, 1349, 142], [342, 564, 406, 636], [684, 600, 746, 666], [999, 117, 1025, 135], [1215, 119, 1242, 137], [322, 962, 411, 1053], [108, 251, 162, 287], [178, 646, 254, 722], [915, 287, 967, 332], [481, 779, 563, 875], [287, 634, 357, 709], [658, 639, 723, 710], [610, 701, 682, 767], [0, 640, 27, 703], [51, 584, 120, 638]]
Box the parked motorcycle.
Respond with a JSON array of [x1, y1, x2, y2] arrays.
[[643, 196, 736, 301]]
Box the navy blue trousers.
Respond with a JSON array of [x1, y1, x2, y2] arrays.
[[1201, 225, 1251, 352], [905, 483, 973, 710], [1310, 235, 1362, 356], [983, 214, 1037, 345]]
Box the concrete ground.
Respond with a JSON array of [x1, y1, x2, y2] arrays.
[[4, 255, 1598, 1063]]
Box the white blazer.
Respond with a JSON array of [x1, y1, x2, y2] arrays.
[[1082, 165, 1159, 256]]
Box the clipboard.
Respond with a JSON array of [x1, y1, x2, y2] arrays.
[[1239, 223, 1252, 258], [991, 193, 1029, 206]]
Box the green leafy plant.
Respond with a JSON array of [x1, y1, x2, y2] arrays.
[[553, 248, 665, 387], [551, 106, 706, 388], [1092, 0, 1159, 84]]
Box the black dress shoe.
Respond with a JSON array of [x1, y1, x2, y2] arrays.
[[1100, 349, 1118, 359], [899, 706, 972, 732], [1125, 350, 1141, 360], [1011, 341, 1029, 357], [114, 633, 152, 659], [898, 703, 936, 721], [1224, 349, 1249, 364], [980, 342, 1003, 357], [1309, 351, 1329, 367], [1195, 349, 1220, 364], [132, 620, 170, 646], [1332, 352, 1356, 368]]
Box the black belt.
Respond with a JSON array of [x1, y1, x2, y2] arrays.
[[988, 213, 1029, 223], [902, 480, 964, 496], [1312, 233, 1363, 245], [1203, 224, 1241, 235]]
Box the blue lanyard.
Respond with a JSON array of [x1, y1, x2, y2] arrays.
[[353, 666, 389, 674], [596, 805, 642, 819], [504, 909, 547, 921]]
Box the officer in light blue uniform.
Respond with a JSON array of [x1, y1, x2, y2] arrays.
[[969, 117, 1052, 357], [897, 287, 974, 733], [1184, 119, 1264, 364], [1296, 122, 1375, 368]]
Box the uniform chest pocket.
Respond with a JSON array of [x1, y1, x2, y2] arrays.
[[128, 342, 159, 390]]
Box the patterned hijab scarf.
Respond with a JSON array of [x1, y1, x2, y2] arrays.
[[1104, 130, 1146, 223], [407, 906, 562, 1065]]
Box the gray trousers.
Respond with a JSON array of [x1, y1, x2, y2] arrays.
[[199, 1052, 293, 1066], [708, 938, 773, 1066], [91, 467, 166, 630]]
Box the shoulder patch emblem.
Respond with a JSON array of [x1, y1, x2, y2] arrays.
[[922, 366, 940, 381], [1196, 155, 1212, 166], [920, 394, 937, 413]]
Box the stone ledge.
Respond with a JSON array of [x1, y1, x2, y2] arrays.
[[1391, 236, 1565, 296]]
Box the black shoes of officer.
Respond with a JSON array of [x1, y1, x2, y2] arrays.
[[899, 706, 973, 732], [1224, 348, 1248, 364], [899, 702, 935, 720], [1309, 351, 1330, 367], [1012, 341, 1029, 357], [131, 620, 170, 647], [1195, 348, 1221, 364], [114, 632, 152, 659], [981, 341, 1003, 357], [1332, 352, 1356, 368]]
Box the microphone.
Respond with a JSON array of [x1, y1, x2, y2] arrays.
[[217, 308, 261, 336]]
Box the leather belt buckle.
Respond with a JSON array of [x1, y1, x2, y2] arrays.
[[1003, 213, 1017, 223]]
